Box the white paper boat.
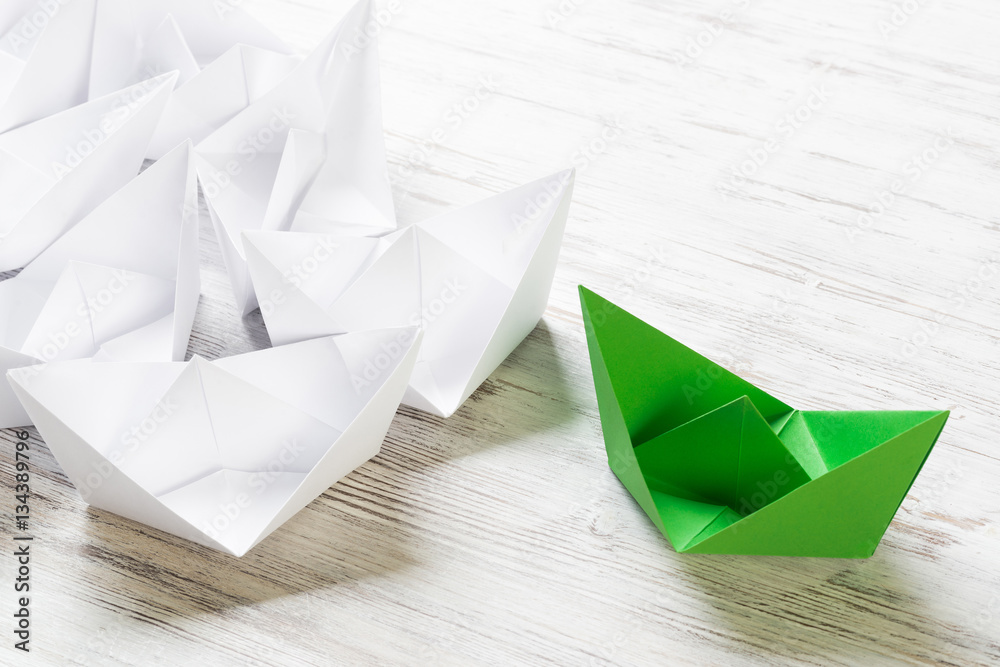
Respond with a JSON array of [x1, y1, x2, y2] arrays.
[[196, 0, 394, 315], [0, 72, 178, 271], [8, 328, 422, 556], [0, 141, 199, 428], [244, 170, 575, 417]]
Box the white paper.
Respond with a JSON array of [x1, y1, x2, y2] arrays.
[[244, 170, 576, 418], [0, 0, 96, 134], [0, 72, 178, 272], [0, 141, 200, 428], [8, 328, 423, 556], [196, 0, 395, 315]]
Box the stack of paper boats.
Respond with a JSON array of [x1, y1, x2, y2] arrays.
[[0, 0, 575, 556]]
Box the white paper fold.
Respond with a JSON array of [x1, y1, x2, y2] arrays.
[[8, 328, 423, 556], [196, 0, 395, 315], [0, 141, 200, 428], [244, 170, 576, 417], [0, 71, 178, 271]]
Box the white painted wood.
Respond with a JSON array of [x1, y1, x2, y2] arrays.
[[2, 0, 998, 664]]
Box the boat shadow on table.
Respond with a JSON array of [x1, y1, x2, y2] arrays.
[[76, 318, 577, 617], [661, 524, 976, 663]]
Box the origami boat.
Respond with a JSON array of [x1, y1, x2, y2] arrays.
[[579, 287, 949, 558], [243, 170, 575, 418], [8, 328, 422, 557], [0, 141, 199, 428]]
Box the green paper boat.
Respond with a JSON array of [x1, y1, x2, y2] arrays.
[[579, 287, 949, 558]]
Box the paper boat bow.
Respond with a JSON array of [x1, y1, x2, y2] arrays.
[[579, 287, 949, 558], [8, 328, 422, 556]]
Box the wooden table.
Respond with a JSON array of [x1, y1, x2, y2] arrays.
[[2, 0, 998, 664]]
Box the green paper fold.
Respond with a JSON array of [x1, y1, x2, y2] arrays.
[[579, 286, 949, 558]]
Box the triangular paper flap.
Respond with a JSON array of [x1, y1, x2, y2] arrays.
[[774, 411, 828, 479], [197, 151, 285, 241], [243, 233, 343, 346], [144, 0, 290, 66], [141, 14, 201, 86], [261, 129, 328, 232], [579, 290, 664, 534], [99, 313, 175, 362], [578, 286, 794, 447], [634, 398, 743, 508], [246, 231, 381, 311], [684, 411, 949, 556], [404, 228, 517, 416], [90, 0, 289, 97], [735, 399, 812, 515], [201, 193, 257, 315], [18, 141, 195, 283], [0, 0, 95, 133], [4, 377, 233, 553], [325, 228, 421, 332], [445, 171, 574, 416], [157, 469, 308, 557], [419, 170, 574, 290], [0, 346, 41, 428], [67, 261, 177, 350], [109, 360, 221, 498], [195, 358, 343, 473], [196, 0, 371, 156], [213, 328, 421, 432], [799, 410, 950, 472], [294, 14, 395, 234], [251, 327, 423, 552], [6, 359, 186, 457], [400, 379, 447, 418], [146, 45, 298, 160], [19, 263, 99, 361], [0, 72, 179, 270], [648, 490, 729, 552]]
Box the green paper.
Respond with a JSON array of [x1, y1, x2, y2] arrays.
[[579, 286, 949, 558]]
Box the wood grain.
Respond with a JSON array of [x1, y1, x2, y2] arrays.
[[1, 0, 998, 664]]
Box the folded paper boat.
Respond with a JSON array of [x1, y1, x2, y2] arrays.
[[579, 287, 949, 558], [8, 328, 422, 556], [0, 141, 199, 428], [243, 170, 575, 418]]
